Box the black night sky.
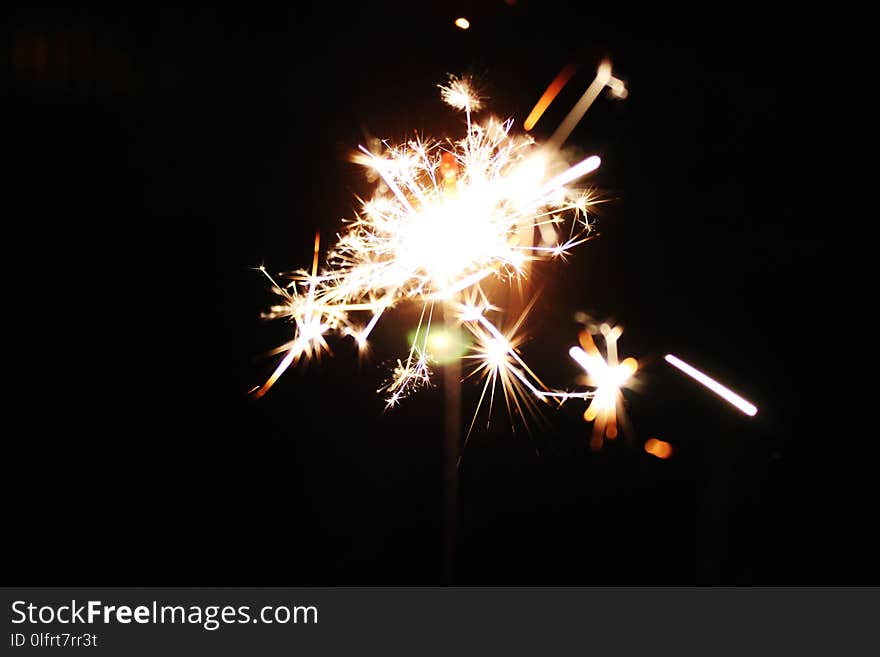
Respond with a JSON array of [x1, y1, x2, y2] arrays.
[[5, 2, 873, 584]]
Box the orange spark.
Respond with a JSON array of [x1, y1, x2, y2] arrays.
[[644, 438, 673, 459]]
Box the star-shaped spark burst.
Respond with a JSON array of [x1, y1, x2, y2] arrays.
[[568, 324, 638, 449], [459, 295, 547, 437]]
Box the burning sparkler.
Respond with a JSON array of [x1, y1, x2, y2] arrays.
[[254, 67, 628, 430], [253, 62, 756, 450]]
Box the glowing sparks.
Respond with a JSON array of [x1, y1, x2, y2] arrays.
[[569, 325, 637, 448], [664, 354, 758, 416], [256, 75, 605, 416], [439, 74, 483, 113], [254, 65, 755, 450], [463, 316, 537, 435], [251, 235, 333, 399]]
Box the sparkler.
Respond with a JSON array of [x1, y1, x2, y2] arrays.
[[254, 61, 757, 452], [254, 66, 627, 432]]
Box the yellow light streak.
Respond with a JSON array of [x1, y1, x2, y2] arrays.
[[524, 62, 578, 131]]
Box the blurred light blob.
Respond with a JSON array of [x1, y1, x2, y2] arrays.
[[454, 17, 470, 30], [406, 327, 469, 365], [644, 438, 673, 459], [608, 77, 628, 99]]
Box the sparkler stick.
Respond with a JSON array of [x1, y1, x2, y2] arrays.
[[664, 354, 758, 416], [439, 143, 462, 583], [442, 303, 460, 581]]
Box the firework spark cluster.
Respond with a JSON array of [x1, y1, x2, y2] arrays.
[[253, 72, 632, 430], [253, 67, 757, 442]]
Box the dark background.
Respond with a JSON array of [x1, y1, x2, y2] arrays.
[[4, 2, 872, 583]]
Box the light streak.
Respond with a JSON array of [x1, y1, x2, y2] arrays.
[[664, 354, 758, 416], [549, 61, 626, 148], [538, 155, 601, 194], [524, 62, 578, 131]]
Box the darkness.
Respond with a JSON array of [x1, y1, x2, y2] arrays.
[[4, 2, 873, 584]]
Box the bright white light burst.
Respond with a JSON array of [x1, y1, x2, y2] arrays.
[[254, 70, 626, 433]]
